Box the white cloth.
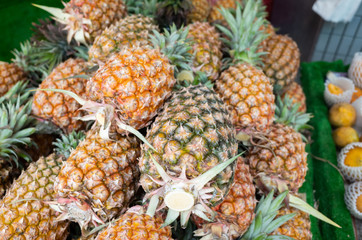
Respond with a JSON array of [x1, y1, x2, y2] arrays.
[[312, 0, 362, 23]]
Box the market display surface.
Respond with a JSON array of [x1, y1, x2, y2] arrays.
[[0, 0, 360, 239]]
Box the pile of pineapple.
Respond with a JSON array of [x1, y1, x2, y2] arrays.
[[0, 0, 340, 239]]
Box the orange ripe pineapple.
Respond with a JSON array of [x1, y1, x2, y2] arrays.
[[95, 206, 173, 240], [52, 127, 140, 232], [193, 157, 256, 239], [0, 62, 26, 96], [32, 58, 88, 133], [215, 1, 275, 132], [34, 0, 127, 44], [187, 21, 222, 81], [282, 81, 307, 113]]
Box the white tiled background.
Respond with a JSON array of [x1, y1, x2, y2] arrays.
[[311, 3, 362, 64]]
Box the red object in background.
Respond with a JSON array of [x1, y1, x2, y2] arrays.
[[263, 0, 273, 19]]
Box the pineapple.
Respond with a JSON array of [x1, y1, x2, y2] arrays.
[[271, 205, 312, 240], [0, 131, 85, 239], [193, 157, 256, 239], [281, 81, 307, 113], [139, 85, 238, 227], [247, 123, 307, 192], [95, 206, 173, 239], [187, 21, 223, 81], [51, 127, 140, 232], [32, 58, 88, 133], [0, 82, 36, 198], [215, 0, 275, 132], [88, 15, 159, 66], [261, 34, 300, 88], [34, 0, 127, 45], [0, 62, 27, 96], [155, 0, 191, 29], [188, 0, 211, 23], [208, 0, 239, 25]]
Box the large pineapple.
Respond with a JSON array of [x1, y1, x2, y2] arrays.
[[95, 206, 173, 240], [271, 205, 312, 240], [215, 0, 275, 132], [88, 15, 159, 66], [0, 131, 85, 239], [32, 58, 88, 133], [193, 157, 256, 239], [52, 127, 140, 232], [187, 21, 222, 81], [261, 34, 300, 88], [139, 85, 238, 227], [34, 0, 127, 45]]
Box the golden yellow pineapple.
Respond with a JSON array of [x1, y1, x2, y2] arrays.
[[193, 157, 256, 239], [0, 62, 26, 96], [247, 124, 307, 192], [262, 34, 300, 88], [88, 15, 159, 66], [215, 0, 275, 132], [208, 0, 239, 25], [0, 154, 69, 239], [32, 58, 88, 133], [271, 206, 312, 240], [34, 0, 127, 45], [95, 206, 173, 240], [187, 21, 222, 81], [282, 81, 307, 113], [188, 0, 211, 23], [52, 127, 140, 231], [139, 84, 238, 227]]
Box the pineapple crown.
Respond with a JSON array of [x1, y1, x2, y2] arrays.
[[274, 95, 313, 140], [217, 0, 268, 67], [241, 190, 296, 240], [174, 71, 214, 90], [0, 89, 36, 166], [31, 19, 89, 70], [150, 24, 193, 74], [155, 0, 191, 30], [53, 130, 86, 159], [0, 81, 32, 106], [126, 0, 158, 18]]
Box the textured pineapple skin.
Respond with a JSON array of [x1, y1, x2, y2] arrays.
[[193, 157, 256, 239], [86, 46, 176, 133], [95, 211, 173, 240], [208, 0, 239, 25], [282, 81, 306, 113], [271, 206, 312, 240], [64, 0, 127, 43], [262, 34, 300, 88], [54, 128, 140, 223], [0, 62, 26, 97], [88, 15, 159, 66], [139, 85, 238, 204], [0, 154, 69, 239], [247, 124, 307, 192], [188, 21, 222, 81], [215, 63, 275, 131], [32, 58, 88, 133], [188, 0, 211, 23], [0, 159, 21, 198]]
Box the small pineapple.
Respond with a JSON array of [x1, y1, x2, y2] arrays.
[[281, 81, 307, 113], [34, 0, 127, 45], [139, 85, 238, 227], [52, 127, 140, 232], [95, 206, 173, 239], [271, 205, 312, 240], [32, 58, 88, 133], [261, 34, 300, 88], [187, 21, 223, 81], [0, 131, 85, 239], [0, 62, 27, 96], [193, 157, 256, 239], [215, 0, 275, 132]]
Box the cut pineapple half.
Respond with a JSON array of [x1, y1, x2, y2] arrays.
[[338, 142, 362, 182]]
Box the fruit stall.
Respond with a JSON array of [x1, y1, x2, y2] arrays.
[[0, 0, 361, 240]]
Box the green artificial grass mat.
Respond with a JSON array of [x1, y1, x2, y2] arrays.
[[0, 0, 63, 62], [300, 60, 355, 240]]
